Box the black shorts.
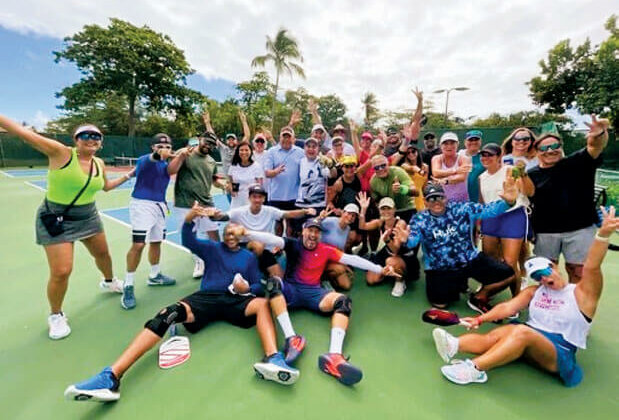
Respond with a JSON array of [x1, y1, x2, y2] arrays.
[[267, 200, 297, 211], [424, 253, 514, 305], [180, 291, 257, 333]]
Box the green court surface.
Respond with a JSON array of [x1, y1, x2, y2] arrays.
[[1, 168, 618, 420]]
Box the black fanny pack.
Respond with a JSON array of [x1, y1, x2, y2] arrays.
[[40, 159, 94, 237]]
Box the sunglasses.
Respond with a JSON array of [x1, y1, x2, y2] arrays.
[[373, 164, 387, 171], [155, 144, 172, 149], [480, 151, 497, 157], [426, 195, 445, 202], [538, 142, 561, 152], [530, 266, 552, 281], [343, 164, 356, 168], [254, 138, 266, 143], [408, 150, 418, 154], [513, 136, 531, 142], [466, 137, 481, 142], [76, 132, 102, 141]]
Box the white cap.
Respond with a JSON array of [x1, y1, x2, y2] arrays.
[[74, 124, 103, 138], [524, 256, 553, 279], [312, 124, 326, 133], [342, 203, 359, 214], [378, 197, 395, 208], [439, 131, 459, 145]]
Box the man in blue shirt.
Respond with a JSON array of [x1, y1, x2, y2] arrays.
[[122, 133, 187, 310], [64, 203, 299, 403], [406, 182, 517, 312]]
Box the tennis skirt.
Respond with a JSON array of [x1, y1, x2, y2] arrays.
[[35, 200, 103, 245], [481, 206, 528, 239]]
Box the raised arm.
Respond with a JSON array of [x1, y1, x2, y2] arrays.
[[309, 99, 322, 125], [288, 109, 302, 129], [0, 114, 70, 167], [575, 206, 618, 318], [101, 159, 134, 192], [239, 110, 250, 142], [167, 147, 190, 175], [243, 229, 286, 249], [349, 120, 360, 156], [356, 191, 381, 231], [202, 109, 215, 135], [584, 114, 610, 160]]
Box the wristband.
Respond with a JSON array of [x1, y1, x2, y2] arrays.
[[475, 316, 484, 327], [445, 178, 449, 185], [399, 184, 409, 195], [398, 149, 407, 155], [595, 233, 610, 242]]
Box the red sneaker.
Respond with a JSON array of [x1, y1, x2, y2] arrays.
[[283, 335, 306, 364], [317, 353, 363, 385]]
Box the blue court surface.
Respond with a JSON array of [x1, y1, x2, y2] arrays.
[[27, 176, 138, 191], [1, 168, 48, 177], [101, 194, 230, 248]]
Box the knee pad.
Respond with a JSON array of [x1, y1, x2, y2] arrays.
[[264, 276, 283, 298], [333, 295, 352, 317], [144, 302, 187, 337]]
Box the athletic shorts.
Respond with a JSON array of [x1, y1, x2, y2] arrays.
[[180, 290, 256, 333], [282, 281, 331, 313], [534, 225, 596, 265], [174, 206, 219, 237], [129, 198, 167, 243], [481, 207, 527, 239], [424, 253, 514, 305], [525, 324, 583, 387]]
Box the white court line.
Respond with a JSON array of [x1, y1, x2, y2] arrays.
[[24, 181, 46, 192], [0, 170, 15, 178]]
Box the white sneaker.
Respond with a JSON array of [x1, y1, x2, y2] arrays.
[[391, 281, 407, 297], [440, 359, 487, 385], [99, 278, 123, 293], [192, 259, 204, 279], [432, 328, 459, 363], [48, 312, 71, 340]]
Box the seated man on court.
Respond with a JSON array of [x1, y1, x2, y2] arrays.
[[237, 219, 399, 385], [64, 204, 299, 402], [431, 206, 618, 386], [405, 180, 518, 313]]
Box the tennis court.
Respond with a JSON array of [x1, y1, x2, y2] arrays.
[[0, 166, 617, 420]]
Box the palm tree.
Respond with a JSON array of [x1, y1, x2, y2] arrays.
[[361, 92, 379, 127], [251, 28, 305, 129]]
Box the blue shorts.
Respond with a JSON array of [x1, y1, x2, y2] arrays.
[[527, 324, 583, 387], [282, 282, 330, 313], [481, 207, 528, 239]]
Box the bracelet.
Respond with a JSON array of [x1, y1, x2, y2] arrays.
[[475, 316, 484, 326], [124, 174, 130, 180], [445, 178, 449, 185], [595, 233, 610, 242], [398, 150, 407, 155]]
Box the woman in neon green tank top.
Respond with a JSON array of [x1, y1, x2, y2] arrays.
[[0, 115, 134, 340]]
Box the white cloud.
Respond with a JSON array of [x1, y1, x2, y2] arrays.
[[0, 0, 615, 121], [31, 110, 50, 130]]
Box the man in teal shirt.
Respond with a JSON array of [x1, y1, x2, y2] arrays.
[[459, 130, 485, 203]]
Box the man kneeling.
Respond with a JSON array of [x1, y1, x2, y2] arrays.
[[64, 203, 298, 402]]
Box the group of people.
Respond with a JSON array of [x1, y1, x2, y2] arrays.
[[0, 92, 615, 402]]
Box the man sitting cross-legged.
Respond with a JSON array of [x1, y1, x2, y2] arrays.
[[236, 219, 399, 385], [64, 204, 299, 403]]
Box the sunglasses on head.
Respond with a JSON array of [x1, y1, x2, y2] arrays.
[[531, 266, 552, 281], [76, 132, 102, 141], [373, 164, 387, 171], [538, 142, 561, 152], [513, 136, 531, 142], [426, 195, 445, 203]]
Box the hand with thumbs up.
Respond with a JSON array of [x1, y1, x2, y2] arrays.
[[392, 178, 401, 194]]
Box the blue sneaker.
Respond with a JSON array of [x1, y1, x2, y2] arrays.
[[64, 367, 120, 402], [253, 352, 299, 385], [147, 273, 176, 286], [121, 285, 136, 310]]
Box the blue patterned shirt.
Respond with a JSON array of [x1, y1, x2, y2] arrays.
[[407, 200, 509, 270]]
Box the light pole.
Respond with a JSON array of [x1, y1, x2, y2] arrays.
[[433, 87, 470, 125]]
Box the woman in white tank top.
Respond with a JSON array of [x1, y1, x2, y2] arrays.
[[430, 207, 617, 386]]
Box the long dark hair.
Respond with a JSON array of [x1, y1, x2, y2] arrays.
[[397, 145, 422, 167], [231, 141, 254, 166]]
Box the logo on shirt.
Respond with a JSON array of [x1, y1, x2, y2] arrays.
[[432, 226, 457, 240]]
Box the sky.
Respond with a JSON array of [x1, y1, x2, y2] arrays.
[[0, 0, 615, 129]]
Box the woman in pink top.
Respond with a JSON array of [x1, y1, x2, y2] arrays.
[[431, 132, 471, 202]]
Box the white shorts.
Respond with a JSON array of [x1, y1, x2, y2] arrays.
[[174, 206, 219, 239], [129, 198, 167, 243]]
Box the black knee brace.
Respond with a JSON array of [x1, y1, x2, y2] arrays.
[[333, 295, 352, 317], [144, 302, 187, 337], [264, 276, 283, 298]]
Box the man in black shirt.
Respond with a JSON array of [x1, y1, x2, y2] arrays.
[[421, 132, 441, 178], [527, 115, 610, 283]]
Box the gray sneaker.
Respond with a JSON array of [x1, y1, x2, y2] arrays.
[[147, 273, 176, 286], [121, 285, 136, 310]]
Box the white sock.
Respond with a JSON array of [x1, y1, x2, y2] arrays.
[[149, 264, 161, 278], [276, 312, 296, 338], [124, 272, 135, 286], [329, 327, 346, 354]]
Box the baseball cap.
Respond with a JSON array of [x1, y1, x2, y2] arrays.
[[280, 126, 295, 136], [331, 136, 344, 145], [226, 133, 237, 140], [524, 256, 553, 280], [371, 139, 384, 148], [378, 197, 395, 209], [304, 137, 319, 146], [423, 183, 446, 199], [480, 143, 502, 156], [74, 124, 103, 138], [465, 130, 483, 140], [152, 133, 172, 145], [361, 131, 373, 140], [312, 124, 326, 133], [248, 183, 267, 197], [302, 218, 324, 231], [387, 127, 398, 136], [199, 131, 218, 144], [423, 132, 436, 140], [332, 123, 346, 133], [343, 203, 360, 214], [340, 155, 358, 166], [187, 137, 199, 147], [439, 132, 459, 145]]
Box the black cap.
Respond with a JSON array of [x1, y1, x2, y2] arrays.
[[423, 132, 436, 140], [387, 127, 398, 135], [480, 143, 502, 155], [302, 218, 324, 231], [423, 183, 446, 199], [152, 133, 172, 145], [248, 184, 267, 197], [199, 131, 218, 144]]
